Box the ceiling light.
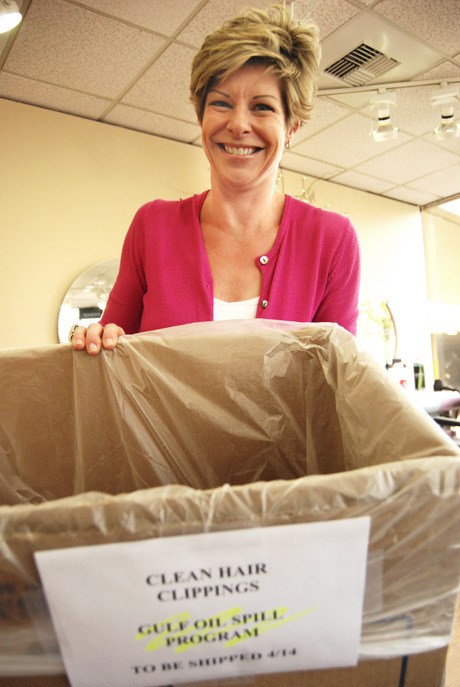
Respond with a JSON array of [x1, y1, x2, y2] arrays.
[[0, 0, 21, 34], [431, 85, 459, 141], [434, 110, 459, 140], [370, 91, 398, 142]]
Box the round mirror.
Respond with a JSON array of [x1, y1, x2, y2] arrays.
[[57, 259, 120, 343]]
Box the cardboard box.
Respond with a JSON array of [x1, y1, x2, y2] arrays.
[[0, 320, 459, 686]]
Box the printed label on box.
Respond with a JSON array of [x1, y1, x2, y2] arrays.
[[35, 518, 370, 687]]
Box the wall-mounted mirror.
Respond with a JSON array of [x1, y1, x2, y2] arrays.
[[57, 260, 120, 343]]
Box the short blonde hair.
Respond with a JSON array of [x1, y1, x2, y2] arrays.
[[190, 4, 321, 127]]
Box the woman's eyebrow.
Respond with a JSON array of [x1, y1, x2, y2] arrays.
[[208, 89, 279, 101], [253, 94, 279, 101]]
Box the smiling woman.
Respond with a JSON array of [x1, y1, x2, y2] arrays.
[[69, 4, 361, 355]]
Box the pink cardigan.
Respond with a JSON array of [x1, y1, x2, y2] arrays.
[[101, 191, 360, 335]]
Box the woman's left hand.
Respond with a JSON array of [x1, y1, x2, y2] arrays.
[[69, 322, 126, 355]]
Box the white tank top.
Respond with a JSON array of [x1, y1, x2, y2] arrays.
[[213, 297, 259, 321]]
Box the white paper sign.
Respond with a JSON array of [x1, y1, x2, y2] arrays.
[[35, 518, 370, 687]]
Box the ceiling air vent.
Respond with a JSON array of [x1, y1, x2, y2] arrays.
[[324, 43, 400, 86]]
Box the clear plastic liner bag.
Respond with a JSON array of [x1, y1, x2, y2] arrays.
[[0, 320, 459, 678]]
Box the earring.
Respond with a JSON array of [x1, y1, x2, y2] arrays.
[[285, 141, 291, 149]]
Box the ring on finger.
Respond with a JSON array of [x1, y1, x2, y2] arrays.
[[68, 324, 80, 343]]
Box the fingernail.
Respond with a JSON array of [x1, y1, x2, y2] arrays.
[[106, 338, 114, 347], [89, 343, 97, 353], [75, 338, 83, 346]]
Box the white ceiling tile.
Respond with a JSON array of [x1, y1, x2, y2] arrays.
[[418, 60, 460, 81], [281, 152, 342, 178], [374, 0, 460, 56], [407, 165, 460, 198], [121, 42, 196, 122], [389, 86, 441, 137], [4, 0, 165, 97], [332, 171, 395, 194], [355, 139, 459, 184], [0, 72, 109, 117], [74, 0, 203, 35], [325, 91, 372, 110], [293, 112, 411, 168], [177, 0, 274, 48], [422, 130, 460, 154], [383, 186, 439, 206], [296, 96, 350, 142], [304, 0, 360, 40], [104, 104, 201, 142]]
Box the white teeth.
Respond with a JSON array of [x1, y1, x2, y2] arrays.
[[224, 145, 257, 156]]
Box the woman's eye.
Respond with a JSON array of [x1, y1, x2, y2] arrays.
[[209, 100, 231, 108], [254, 103, 274, 112]]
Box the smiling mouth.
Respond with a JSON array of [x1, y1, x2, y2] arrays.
[[220, 144, 261, 156]]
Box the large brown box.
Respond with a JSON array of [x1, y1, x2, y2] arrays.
[[0, 321, 459, 686]]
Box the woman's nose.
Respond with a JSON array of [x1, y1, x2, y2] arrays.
[[226, 105, 251, 135]]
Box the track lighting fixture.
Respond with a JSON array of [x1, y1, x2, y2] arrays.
[[370, 91, 398, 142], [0, 0, 21, 34], [431, 85, 459, 141]]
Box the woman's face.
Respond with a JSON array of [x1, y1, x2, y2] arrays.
[[201, 62, 297, 192]]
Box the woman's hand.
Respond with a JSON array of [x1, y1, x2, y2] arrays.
[[69, 323, 126, 355]]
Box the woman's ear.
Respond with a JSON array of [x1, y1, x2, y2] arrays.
[[285, 120, 301, 148]]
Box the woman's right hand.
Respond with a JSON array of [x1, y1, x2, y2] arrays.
[[69, 322, 126, 355]]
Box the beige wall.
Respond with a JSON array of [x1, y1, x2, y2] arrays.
[[279, 168, 432, 374], [1, 98, 209, 351], [422, 209, 460, 306], [0, 97, 433, 381], [421, 208, 460, 342]]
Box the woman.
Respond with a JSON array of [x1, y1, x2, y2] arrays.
[[71, 4, 360, 355]]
